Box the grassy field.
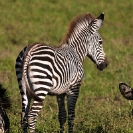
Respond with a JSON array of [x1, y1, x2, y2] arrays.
[[0, 0, 133, 132]]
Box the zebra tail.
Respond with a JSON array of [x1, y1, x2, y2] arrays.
[[22, 45, 43, 102]]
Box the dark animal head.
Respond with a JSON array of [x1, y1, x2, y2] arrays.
[[119, 82, 133, 100]]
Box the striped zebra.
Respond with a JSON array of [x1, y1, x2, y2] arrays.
[[15, 12, 108, 133]]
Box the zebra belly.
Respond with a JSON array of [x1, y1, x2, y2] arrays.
[[49, 85, 71, 95], [29, 70, 70, 95]]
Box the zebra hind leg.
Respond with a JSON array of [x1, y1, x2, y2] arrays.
[[20, 91, 31, 133], [28, 100, 44, 133], [56, 94, 67, 133], [16, 81, 31, 132]]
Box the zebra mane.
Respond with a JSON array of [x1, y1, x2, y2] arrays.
[[0, 84, 11, 109], [61, 12, 95, 44]]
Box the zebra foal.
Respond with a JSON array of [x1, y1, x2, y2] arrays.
[[15, 12, 108, 133]]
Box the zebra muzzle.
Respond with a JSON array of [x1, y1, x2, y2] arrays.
[[97, 58, 108, 70]]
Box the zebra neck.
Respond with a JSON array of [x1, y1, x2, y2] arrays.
[[59, 43, 86, 63], [68, 39, 88, 63], [60, 19, 89, 62]]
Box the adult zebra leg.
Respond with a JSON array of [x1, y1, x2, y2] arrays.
[[56, 94, 67, 133], [67, 85, 80, 133]]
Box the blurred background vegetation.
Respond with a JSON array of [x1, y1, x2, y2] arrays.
[[0, 0, 133, 132]]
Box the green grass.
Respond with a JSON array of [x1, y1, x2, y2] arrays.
[[1, 0, 133, 132]]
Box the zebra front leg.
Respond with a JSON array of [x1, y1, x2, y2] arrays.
[[67, 85, 80, 133], [56, 94, 67, 133]]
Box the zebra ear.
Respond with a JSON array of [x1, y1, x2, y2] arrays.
[[96, 12, 104, 28], [89, 13, 104, 34], [85, 13, 94, 24]]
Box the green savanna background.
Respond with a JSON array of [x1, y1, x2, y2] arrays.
[[0, 0, 133, 132]]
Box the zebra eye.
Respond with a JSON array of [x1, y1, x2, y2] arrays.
[[99, 41, 102, 44]]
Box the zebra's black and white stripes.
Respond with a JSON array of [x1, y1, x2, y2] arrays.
[[119, 83, 133, 100], [15, 12, 108, 133]]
